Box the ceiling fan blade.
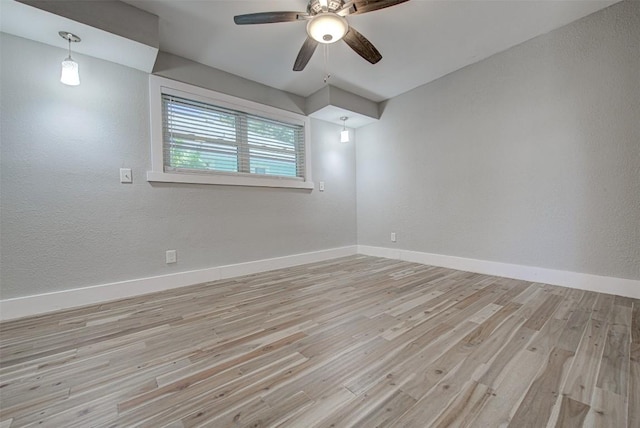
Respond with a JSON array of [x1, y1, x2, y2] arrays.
[[350, 0, 410, 15], [337, 3, 357, 16], [343, 27, 382, 64], [293, 37, 319, 71], [233, 11, 307, 25]]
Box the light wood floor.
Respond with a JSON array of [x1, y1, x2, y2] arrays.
[[0, 255, 638, 427]]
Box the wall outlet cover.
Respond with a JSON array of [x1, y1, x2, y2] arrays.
[[166, 250, 177, 264]]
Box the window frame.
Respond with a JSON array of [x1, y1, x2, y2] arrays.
[[148, 76, 314, 189]]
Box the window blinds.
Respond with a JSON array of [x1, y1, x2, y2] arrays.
[[162, 94, 306, 179]]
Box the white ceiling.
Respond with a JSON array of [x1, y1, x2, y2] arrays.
[[123, 0, 619, 102]]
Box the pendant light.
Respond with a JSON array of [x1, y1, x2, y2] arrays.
[[59, 31, 81, 86], [340, 116, 349, 143]]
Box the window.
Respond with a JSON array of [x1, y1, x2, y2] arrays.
[[148, 76, 313, 189]]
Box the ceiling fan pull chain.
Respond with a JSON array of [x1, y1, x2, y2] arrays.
[[323, 44, 331, 83]]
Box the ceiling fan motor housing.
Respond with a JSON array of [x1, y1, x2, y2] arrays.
[[308, 0, 345, 15]]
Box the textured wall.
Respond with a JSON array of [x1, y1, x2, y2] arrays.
[[356, 1, 640, 280], [0, 33, 357, 299]]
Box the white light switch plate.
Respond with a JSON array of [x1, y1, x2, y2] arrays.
[[319, 181, 325, 192], [166, 250, 177, 264], [120, 168, 132, 183]]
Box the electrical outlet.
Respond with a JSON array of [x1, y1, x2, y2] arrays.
[[391, 232, 397, 242], [120, 168, 132, 183], [166, 250, 177, 264], [319, 181, 325, 192]]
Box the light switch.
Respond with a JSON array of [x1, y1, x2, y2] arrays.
[[120, 168, 132, 183], [319, 181, 325, 192]]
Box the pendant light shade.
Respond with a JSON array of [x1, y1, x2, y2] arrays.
[[60, 57, 80, 86], [340, 116, 349, 143], [59, 31, 81, 86], [340, 129, 349, 143]]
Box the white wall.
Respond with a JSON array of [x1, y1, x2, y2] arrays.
[[0, 33, 357, 300], [356, 1, 639, 281]]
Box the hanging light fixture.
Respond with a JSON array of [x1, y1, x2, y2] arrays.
[[307, 13, 348, 44], [340, 116, 349, 143], [59, 31, 81, 86]]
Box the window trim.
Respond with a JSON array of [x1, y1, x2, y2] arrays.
[[148, 75, 314, 189]]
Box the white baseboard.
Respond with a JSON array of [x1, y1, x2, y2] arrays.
[[3, 244, 637, 321], [358, 245, 640, 299], [0, 246, 358, 321]]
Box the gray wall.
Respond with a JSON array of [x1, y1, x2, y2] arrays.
[[0, 33, 357, 299], [356, 1, 640, 280], [153, 52, 306, 115]]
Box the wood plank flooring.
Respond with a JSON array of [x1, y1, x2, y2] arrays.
[[0, 255, 638, 427]]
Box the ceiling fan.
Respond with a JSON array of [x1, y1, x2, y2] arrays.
[[234, 0, 410, 71]]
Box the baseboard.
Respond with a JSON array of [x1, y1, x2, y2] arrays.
[[0, 246, 358, 321], [3, 244, 636, 321], [357, 245, 640, 299]]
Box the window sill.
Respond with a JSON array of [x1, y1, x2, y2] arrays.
[[147, 171, 315, 190]]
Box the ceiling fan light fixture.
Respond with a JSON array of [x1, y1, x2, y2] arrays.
[[307, 13, 348, 44]]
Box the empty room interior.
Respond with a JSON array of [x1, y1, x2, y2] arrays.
[[1, 0, 639, 426]]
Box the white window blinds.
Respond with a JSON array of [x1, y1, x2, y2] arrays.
[[162, 94, 306, 179]]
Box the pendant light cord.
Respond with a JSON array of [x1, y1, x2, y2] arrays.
[[59, 31, 81, 60]]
